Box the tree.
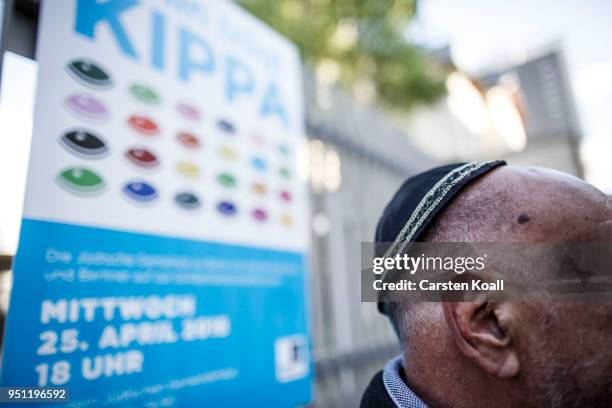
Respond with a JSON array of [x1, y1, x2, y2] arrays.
[[238, 0, 446, 110]]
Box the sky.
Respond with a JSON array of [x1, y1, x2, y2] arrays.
[[409, 0, 612, 192]]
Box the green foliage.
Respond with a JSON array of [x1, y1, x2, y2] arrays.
[[238, 0, 447, 110]]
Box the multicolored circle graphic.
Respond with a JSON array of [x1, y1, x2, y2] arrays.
[[128, 115, 160, 136], [125, 147, 160, 169], [56, 167, 106, 196], [66, 59, 113, 89], [217, 201, 237, 216], [129, 83, 161, 105], [122, 181, 158, 204], [59, 130, 109, 159], [64, 93, 109, 122], [175, 192, 201, 210]]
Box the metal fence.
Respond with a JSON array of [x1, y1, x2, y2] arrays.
[[303, 69, 434, 407]]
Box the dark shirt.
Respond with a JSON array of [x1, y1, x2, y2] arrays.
[[360, 356, 429, 408]]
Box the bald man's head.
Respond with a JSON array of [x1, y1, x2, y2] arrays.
[[389, 166, 612, 408], [422, 166, 611, 243]]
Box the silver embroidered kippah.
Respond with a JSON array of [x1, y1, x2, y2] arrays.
[[375, 160, 506, 314]]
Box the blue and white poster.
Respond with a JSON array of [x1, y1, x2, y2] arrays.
[[1, 0, 311, 406]]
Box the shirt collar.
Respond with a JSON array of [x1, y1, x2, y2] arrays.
[[383, 355, 429, 408]]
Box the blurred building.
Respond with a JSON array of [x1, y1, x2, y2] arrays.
[[402, 47, 584, 177]]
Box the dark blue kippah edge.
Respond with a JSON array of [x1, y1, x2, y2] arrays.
[[377, 160, 506, 315]]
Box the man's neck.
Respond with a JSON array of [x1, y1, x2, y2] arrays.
[[402, 350, 522, 408]]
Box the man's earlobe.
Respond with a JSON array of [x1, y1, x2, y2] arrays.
[[442, 301, 520, 379]]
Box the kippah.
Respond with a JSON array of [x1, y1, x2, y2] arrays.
[[375, 160, 506, 314]]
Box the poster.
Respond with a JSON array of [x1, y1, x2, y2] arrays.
[[0, 0, 311, 406]]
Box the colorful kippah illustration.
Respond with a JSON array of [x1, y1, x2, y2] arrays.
[[59, 130, 109, 159], [56, 167, 105, 196], [176, 132, 201, 149], [64, 93, 109, 122], [126, 147, 160, 169], [129, 83, 161, 105], [177, 103, 201, 121], [217, 201, 237, 216], [66, 59, 113, 89], [57, 56, 295, 225], [175, 192, 201, 210], [128, 114, 160, 136], [123, 181, 158, 203]]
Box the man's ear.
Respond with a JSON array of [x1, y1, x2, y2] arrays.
[[442, 301, 519, 378]]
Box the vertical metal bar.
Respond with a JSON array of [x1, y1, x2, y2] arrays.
[[0, 0, 15, 90]]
